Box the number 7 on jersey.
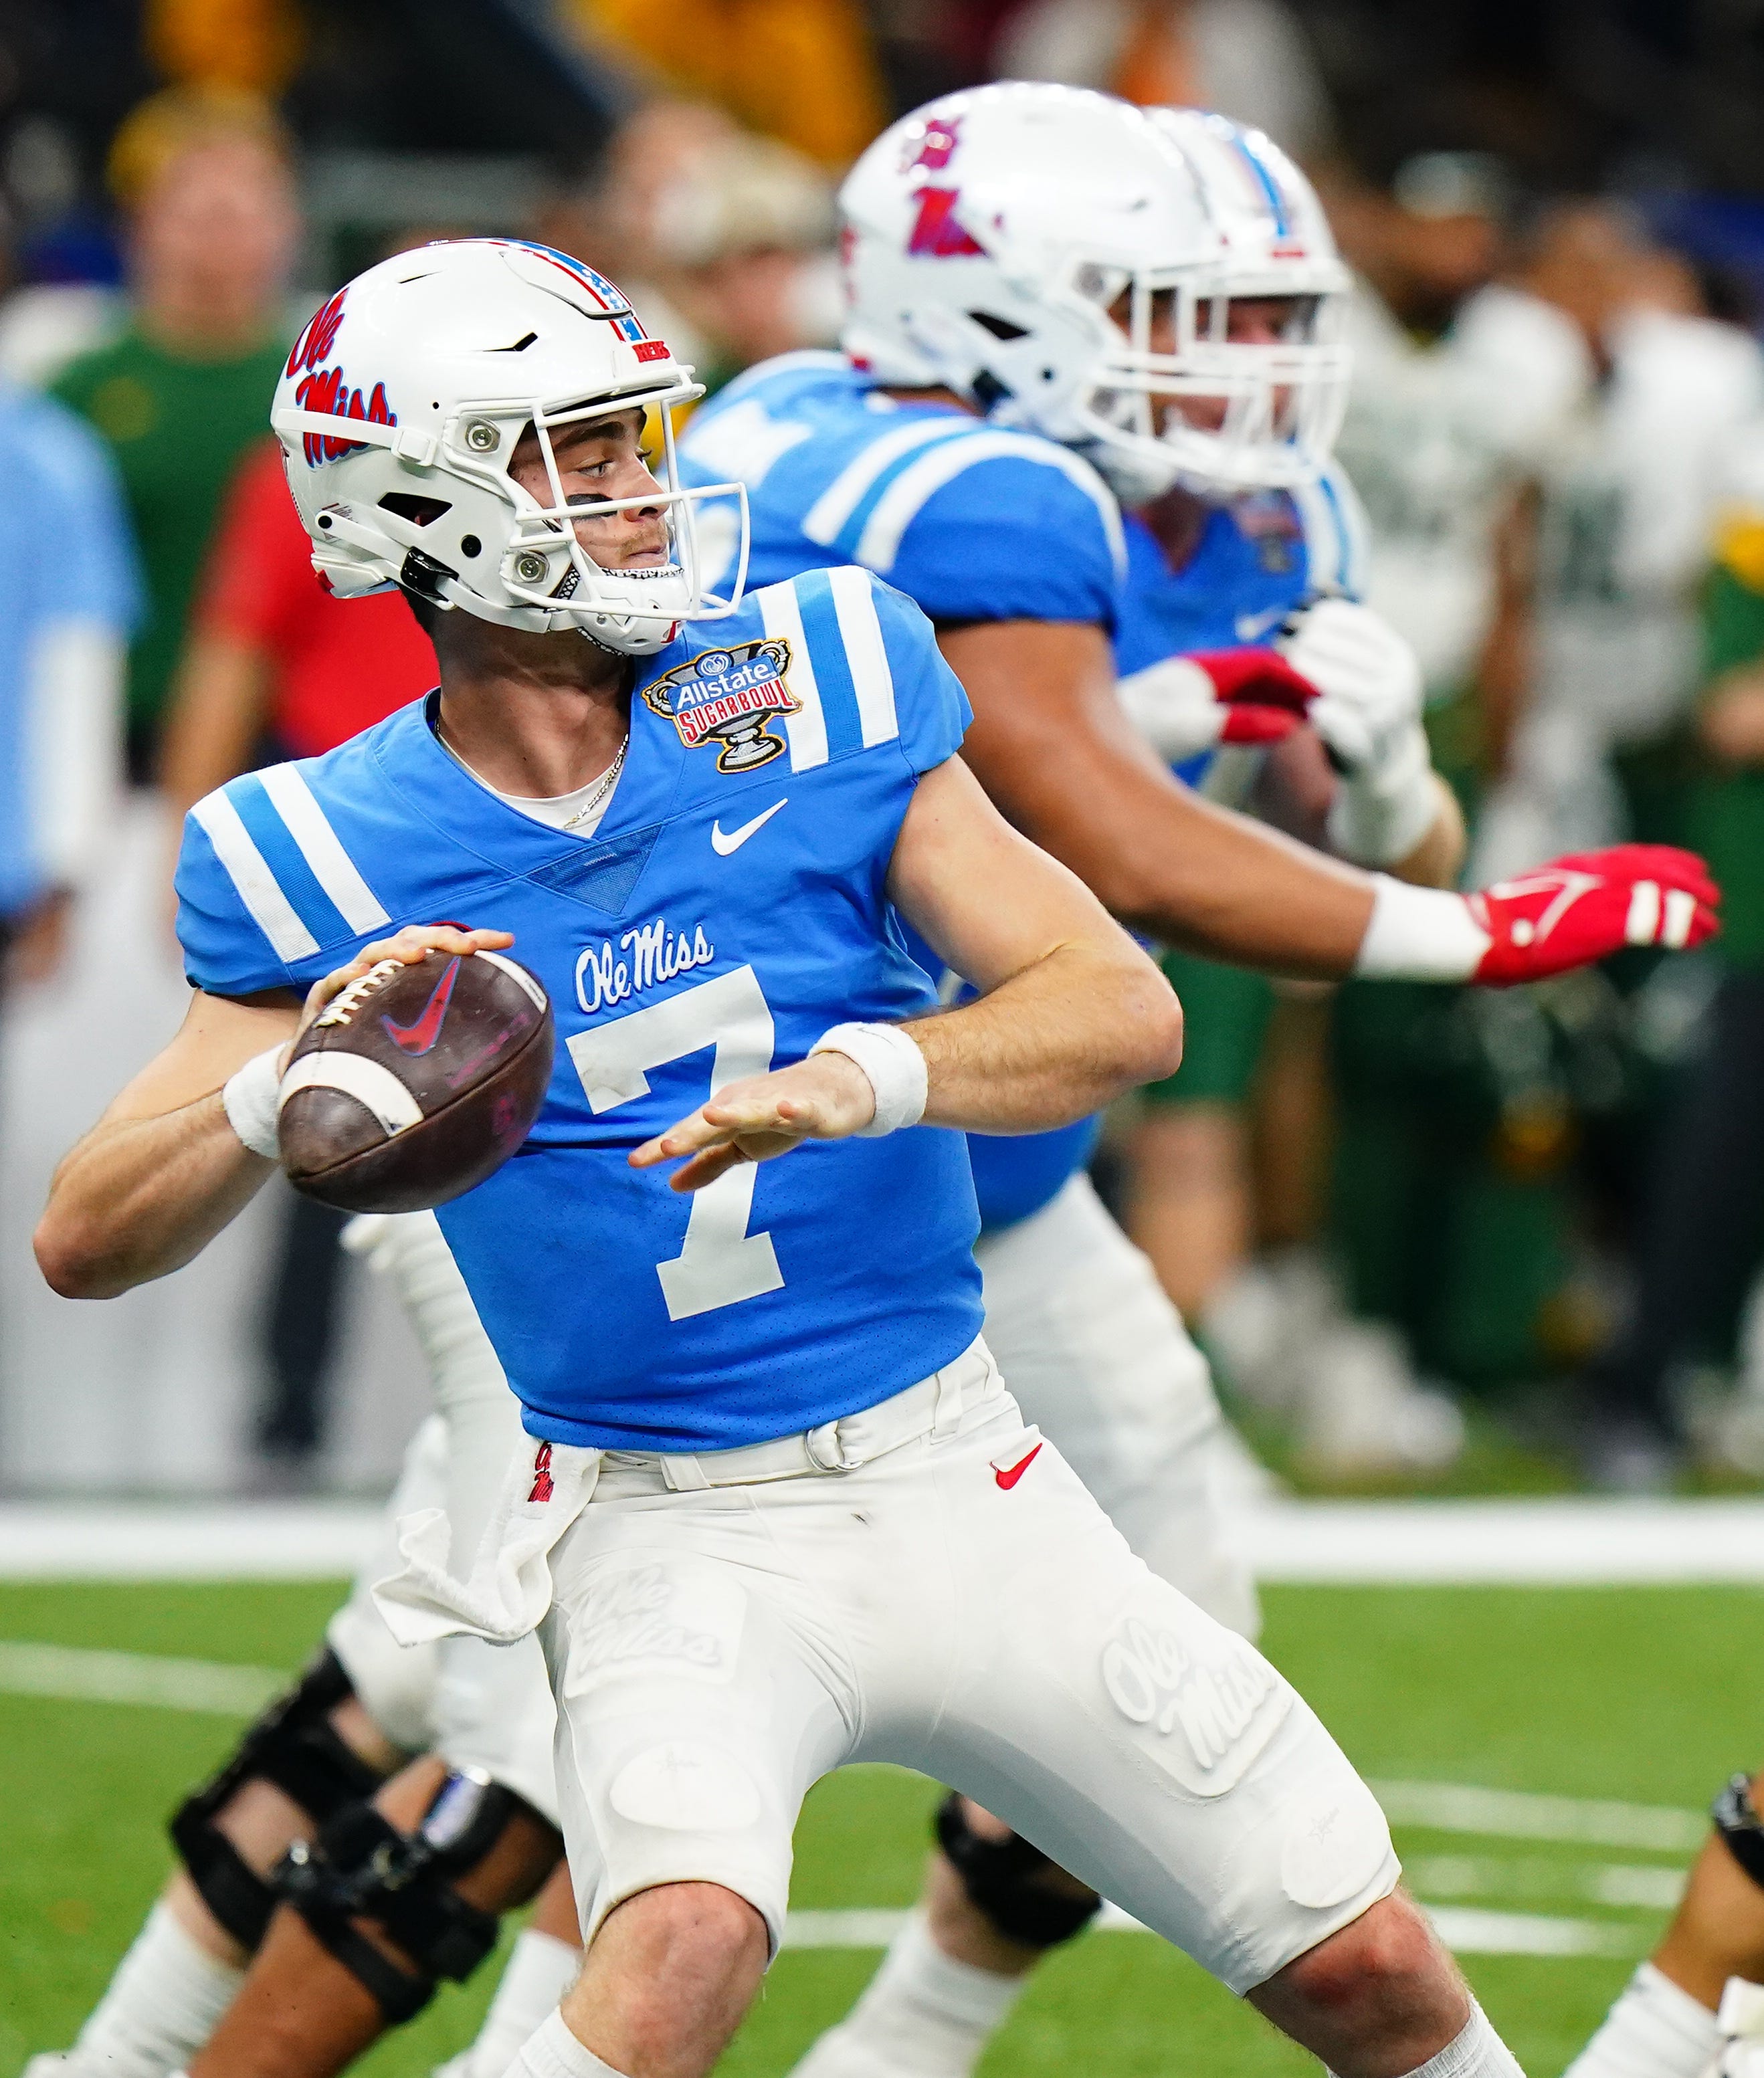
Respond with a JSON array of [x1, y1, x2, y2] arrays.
[[565, 965, 786, 1321]]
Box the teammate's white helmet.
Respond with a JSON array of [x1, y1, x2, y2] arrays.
[[270, 239, 749, 655], [839, 84, 1351, 501]]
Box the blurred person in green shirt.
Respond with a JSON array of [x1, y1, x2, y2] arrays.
[[52, 87, 299, 779], [1577, 433, 1764, 1483]]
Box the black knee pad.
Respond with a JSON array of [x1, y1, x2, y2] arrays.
[[1714, 1774, 1764, 1891], [170, 1648, 389, 1950], [274, 1768, 537, 2023], [935, 1790, 1103, 1950]]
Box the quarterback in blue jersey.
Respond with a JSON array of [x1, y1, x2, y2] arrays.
[[679, 88, 1717, 2078], [29, 237, 1535, 2078]]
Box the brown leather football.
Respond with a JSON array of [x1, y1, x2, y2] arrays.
[[278, 949, 554, 1213]]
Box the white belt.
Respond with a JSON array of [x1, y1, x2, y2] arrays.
[[619, 1336, 999, 1493], [373, 1337, 999, 1647]]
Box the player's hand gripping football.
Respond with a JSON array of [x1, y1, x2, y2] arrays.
[[633, 1053, 883, 1192], [1468, 845, 1720, 983], [296, 923, 516, 1051], [1115, 645, 1319, 763]]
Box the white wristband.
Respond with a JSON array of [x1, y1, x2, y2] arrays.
[[1353, 875, 1492, 983], [809, 1022, 928, 1137], [222, 1045, 285, 1160]]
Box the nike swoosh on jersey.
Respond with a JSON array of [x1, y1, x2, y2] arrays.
[[711, 799, 788, 855], [1235, 604, 1288, 641], [380, 955, 462, 1056], [993, 1442, 1042, 1491]]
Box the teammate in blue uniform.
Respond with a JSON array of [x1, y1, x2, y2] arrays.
[[31, 237, 1551, 2078], [678, 89, 1717, 2078]]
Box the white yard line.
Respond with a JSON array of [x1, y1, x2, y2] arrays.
[[783, 1903, 1642, 1959], [0, 1640, 285, 1714], [1372, 1779, 1705, 1853], [1406, 1854, 1686, 1911], [1242, 1497, 1764, 1584], [4, 1496, 1763, 1582]]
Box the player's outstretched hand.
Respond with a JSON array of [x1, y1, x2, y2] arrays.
[[295, 924, 516, 1048], [632, 1053, 879, 1193], [1469, 845, 1720, 984]]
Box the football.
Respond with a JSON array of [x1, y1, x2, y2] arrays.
[[277, 949, 555, 1213]]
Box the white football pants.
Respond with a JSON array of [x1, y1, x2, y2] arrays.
[[402, 1340, 1397, 1995]]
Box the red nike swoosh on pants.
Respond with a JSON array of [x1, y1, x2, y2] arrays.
[[994, 1443, 1042, 1491], [381, 956, 462, 1057]]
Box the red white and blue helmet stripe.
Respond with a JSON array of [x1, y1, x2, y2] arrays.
[[495, 239, 652, 343]]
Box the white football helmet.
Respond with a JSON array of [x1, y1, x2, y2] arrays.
[[839, 84, 1351, 501], [270, 239, 749, 655]]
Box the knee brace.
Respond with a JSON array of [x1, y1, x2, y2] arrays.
[[1714, 1774, 1764, 1891], [274, 1768, 536, 2022], [934, 1790, 1103, 1950], [170, 1648, 389, 1950]]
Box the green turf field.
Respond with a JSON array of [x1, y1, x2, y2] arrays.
[[4, 1579, 1757, 2077]]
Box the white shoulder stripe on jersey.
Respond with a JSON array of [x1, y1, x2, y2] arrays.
[[1290, 466, 1368, 599], [257, 765, 391, 934], [825, 565, 898, 747], [189, 790, 319, 964], [802, 416, 975, 549], [759, 582, 829, 770], [854, 431, 1126, 578]]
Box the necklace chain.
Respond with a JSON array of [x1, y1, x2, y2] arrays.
[[563, 734, 627, 828], [436, 716, 629, 831]]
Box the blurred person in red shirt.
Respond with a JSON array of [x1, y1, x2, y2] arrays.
[[159, 437, 436, 1481], [161, 438, 435, 803]]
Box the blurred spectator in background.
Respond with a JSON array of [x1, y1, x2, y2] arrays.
[[1333, 158, 1592, 767], [1482, 203, 1764, 878], [537, 104, 836, 395], [995, 0, 1336, 159], [0, 379, 138, 1000], [159, 443, 435, 813], [155, 433, 436, 1482], [651, 129, 838, 387], [1571, 427, 1764, 1487], [1192, 164, 1591, 1473], [561, 0, 884, 167], [50, 85, 300, 781]]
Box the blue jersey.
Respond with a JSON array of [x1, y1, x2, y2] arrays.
[[1117, 465, 1369, 788], [0, 381, 141, 920], [175, 568, 984, 1455], [680, 352, 1126, 628], [682, 354, 1129, 1232]]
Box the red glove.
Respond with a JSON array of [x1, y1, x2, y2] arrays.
[[1187, 648, 1318, 747], [1469, 845, 1721, 984], [1116, 646, 1318, 760]]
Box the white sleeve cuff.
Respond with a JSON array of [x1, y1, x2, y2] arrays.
[[809, 1023, 928, 1136], [1353, 875, 1492, 983], [221, 1046, 284, 1159]]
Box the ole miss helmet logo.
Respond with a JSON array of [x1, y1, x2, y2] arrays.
[[286, 287, 397, 464]]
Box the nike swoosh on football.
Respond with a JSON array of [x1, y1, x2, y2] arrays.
[[711, 799, 787, 855], [1235, 605, 1288, 641], [993, 1443, 1042, 1491], [380, 956, 462, 1057]]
